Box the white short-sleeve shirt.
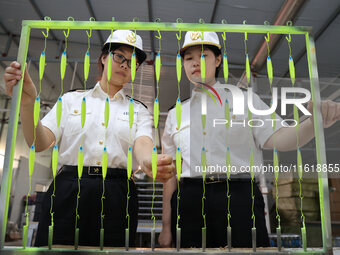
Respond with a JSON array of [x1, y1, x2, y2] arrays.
[[162, 81, 284, 178], [42, 82, 153, 171]]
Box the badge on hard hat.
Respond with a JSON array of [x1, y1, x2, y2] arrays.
[[126, 32, 136, 43], [190, 31, 201, 40]]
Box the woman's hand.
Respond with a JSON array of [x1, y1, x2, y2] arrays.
[[141, 154, 175, 183], [3, 61, 37, 105], [308, 101, 340, 128], [158, 225, 172, 247]]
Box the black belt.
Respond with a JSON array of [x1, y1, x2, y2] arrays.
[[60, 165, 128, 179]]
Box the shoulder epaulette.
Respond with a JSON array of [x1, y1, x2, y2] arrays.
[[67, 87, 94, 93], [168, 97, 190, 111], [126, 95, 148, 109]]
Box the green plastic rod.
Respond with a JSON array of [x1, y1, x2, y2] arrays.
[[176, 53, 181, 83], [60, 51, 67, 81], [201, 147, 207, 181], [81, 97, 86, 128], [107, 52, 112, 81], [250, 150, 254, 180], [267, 56, 273, 86], [100, 228, 104, 250], [154, 98, 159, 129], [223, 53, 229, 84], [48, 225, 53, 249], [84, 51, 90, 81], [131, 51, 136, 83], [34, 96, 40, 127], [176, 98, 181, 130], [155, 52, 161, 84], [274, 148, 279, 180], [127, 146, 132, 180], [23, 225, 28, 248], [297, 148, 303, 180], [129, 98, 134, 129], [246, 54, 251, 85], [56, 97, 62, 127], [52, 145, 58, 178], [289, 56, 295, 86], [29, 145, 35, 177], [102, 147, 107, 180], [74, 228, 79, 250], [225, 99, 230, 129], [226, 147, 231, 180], [152, 147, 157, 181], [176, 147, 181, 181], [302, 226, 307, 251], [78, 146, 83, 179], [104, 97, 109, 128], [200, 54, 206, 83], [39, 51, 45, 80]]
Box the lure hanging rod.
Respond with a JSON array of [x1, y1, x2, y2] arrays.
[[23, 20, 310, 35]]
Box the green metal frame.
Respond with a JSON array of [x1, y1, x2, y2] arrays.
[[0, 20, 332, 254]]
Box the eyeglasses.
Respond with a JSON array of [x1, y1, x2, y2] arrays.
[[110, 52, 139, 69]]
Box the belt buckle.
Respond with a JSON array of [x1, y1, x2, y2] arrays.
[[206, 175, 223, 184], [88, 166, 102, 176]]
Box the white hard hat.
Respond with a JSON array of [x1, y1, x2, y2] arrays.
[[180, 31, 221, 56], [103, 30, 147, 63]]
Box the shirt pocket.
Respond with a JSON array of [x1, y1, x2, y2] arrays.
[[63, 109, 92, 137], [115, 115, 137, 143]]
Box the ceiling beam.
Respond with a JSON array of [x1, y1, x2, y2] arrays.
[[251, 0, 306, 72], [282, 4, 340, 81], [210, 0, 219, 24]]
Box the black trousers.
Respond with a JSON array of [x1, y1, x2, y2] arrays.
[[170, 178, 269, 248], [34, 166, 138, 247]]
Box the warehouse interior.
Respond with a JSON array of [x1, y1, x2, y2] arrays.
[[0, 0, 339, 252]]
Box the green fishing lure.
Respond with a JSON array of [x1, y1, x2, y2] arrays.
[[84, 51, 90, 82], [154, 98, 159, 129], [39, 51, 45, 81], [223, 53, 229, 84]]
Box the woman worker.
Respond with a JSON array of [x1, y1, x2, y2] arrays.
[[159, 31, 340, 248], [4, 30, 175, 247]]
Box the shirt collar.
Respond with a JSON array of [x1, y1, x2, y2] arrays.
[[91, 82, 126, 102]]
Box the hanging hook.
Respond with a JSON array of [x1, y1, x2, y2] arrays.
[[221, 19, 227, 51], [155, 18, 162, 40], [264, 21, 270, 44], [155, 30, 162, 40], [86, 17, 95, 38], [176, 18, 183, 41], [243, 20, 248, 41], [42, 16, 51, 38], [63, 17, 74, 38], [42, 28, 49, 38], [286, 34, 292, 43]]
